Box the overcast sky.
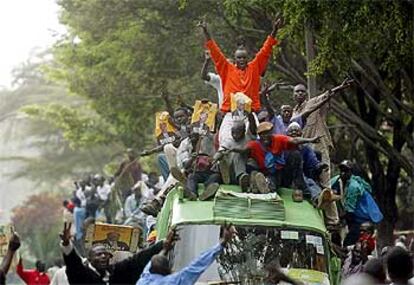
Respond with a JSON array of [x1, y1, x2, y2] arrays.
[[0, 0, 66, 89]]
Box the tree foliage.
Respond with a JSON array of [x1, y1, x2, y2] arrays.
[[48, 0, 414, 246], [11, 192, 64, 264]]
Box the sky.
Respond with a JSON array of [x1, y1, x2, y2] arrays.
[[0, 0, 66, 89]]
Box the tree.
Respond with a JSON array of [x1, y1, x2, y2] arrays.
[[51, 0, 413, 248], [218, 0, 414, 248], [0, 52, 123, 190], [11, 192, 64, 264]]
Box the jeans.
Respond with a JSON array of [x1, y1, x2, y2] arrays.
[[157, 153, 169, 181], [248, 151, 306, 191], [186, 170, 221, 196], [73, 206, 86, 241], [303, 176, 322, 201], [344, 212, 362, 247], [277, 150, 307, 191]]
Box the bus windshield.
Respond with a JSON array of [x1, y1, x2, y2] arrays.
[[170, 224, 329, 284]]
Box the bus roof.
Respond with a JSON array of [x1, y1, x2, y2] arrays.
[[157, 185, 328, 238]]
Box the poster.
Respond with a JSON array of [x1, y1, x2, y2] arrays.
[[191, 100, 218, 134], [154, 111, 178, 145], [85, 223, 141, 253], [230, 92, 252, 113], [0, 225, 10, 257]]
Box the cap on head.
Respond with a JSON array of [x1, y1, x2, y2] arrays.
[[281, 104, 293, 111], [287, 122, 301, 132], [339, 160, 353, 171], [257, 122, 274, 134]]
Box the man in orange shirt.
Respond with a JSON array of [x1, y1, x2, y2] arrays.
[[198, 19, 282, 113]]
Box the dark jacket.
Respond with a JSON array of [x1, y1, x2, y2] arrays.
[[64, 241, 163, 285]]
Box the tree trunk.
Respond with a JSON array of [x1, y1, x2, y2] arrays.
[[304, 18, 317, 97]]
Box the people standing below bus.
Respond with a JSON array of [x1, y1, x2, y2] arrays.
[[114, 149, 143, 185], [17, 258, 50, 285], [341, 242, 366, 280], [386, 246, 413, 285], [0, 230, 21, 285], [136, 224, 236, 285], [331, 160, 383, 247]]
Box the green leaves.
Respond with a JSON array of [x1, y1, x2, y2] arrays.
[[22, 103, 117, 149]]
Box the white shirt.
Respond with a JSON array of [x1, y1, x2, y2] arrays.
[[204, 72, 223, 107], [50, 267, 69, 285], [75, 188, 86, 207], [97, 184, 112, 201]]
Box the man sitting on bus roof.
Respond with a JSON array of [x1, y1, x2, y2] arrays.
[[213, 121, 252, 192], [228, 121, 322, 202], [286, 123, 340, 225]]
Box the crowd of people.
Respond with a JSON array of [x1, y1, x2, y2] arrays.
[[1, 18, 414, 285]]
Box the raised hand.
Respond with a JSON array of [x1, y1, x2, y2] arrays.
[[271, 17, 284, 37], [220, 222, 237, 245], [204, 50, 211, 61], [197, 20, 211, 40], [8, 227, 21, 251], [59, 222, 72, 246], [312, 135, 324, 144], [163, 227, 180, 252], [197, 20, 207, 30]]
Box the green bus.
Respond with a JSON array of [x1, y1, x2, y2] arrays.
[[156, 185, 341, 285]]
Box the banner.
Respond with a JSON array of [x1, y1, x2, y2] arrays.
[[191, 100, 218, 134], [155, 111, 178, 145], [85, 223, 141, 253], [230, 92, 252, 113]]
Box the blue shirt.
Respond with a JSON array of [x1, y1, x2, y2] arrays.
[[136, 243, 223, 285], [271, 115, 303, 135]]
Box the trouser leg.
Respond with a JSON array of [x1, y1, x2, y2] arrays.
[[163, 143, 177, 169], [304, 176, 322, 201], [282, 151, 306, 191], [324, 202, 339, 224], [74, 207, 86, 241], [313, 140, 331, 188], [218, 113, 234, 145], [246, 158, 260, 173], [229, 152, 247, 182], [157, 153, 169, 181], [186, 172, 207, 196], [204, 172, 222, 187], [344, 213, 361, 247]]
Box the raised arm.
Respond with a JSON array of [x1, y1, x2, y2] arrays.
[[16, 258, 30, 283], [0, 231, 20, 281], [200, 21, 229, 76], [299, 79, 354, 120], [172, 224, 236, 284], [247, 113, 258, 136], [201, 51, 211, 81], [290, 135, 322, 146], [260, 83, 276, 118], [252, 18, 283, 74], [197, 20, 211, 41]]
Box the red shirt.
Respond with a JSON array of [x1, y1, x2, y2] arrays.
[[358, 233, 376, 254], [206, 36, 278, 112], [246, 135, 296, 172], [16, 264, 50, 285]]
